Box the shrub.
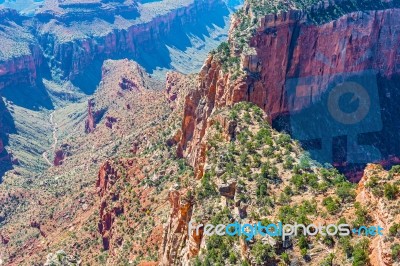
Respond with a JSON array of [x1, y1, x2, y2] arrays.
[[279, 192, 291, 204], [305, 173, 319, 189], [283, 155, 294, 169], [353, 202, 371, 227], [229, 252, 237, 264], [276, 134, 291, 146], [365, 176, 379, 188], [320, 253, 334, 266], [322, 196, 340, 214], [299, 154, 312, 170], [251, 240, 275, 265], [281, 252, 290, 264], [256, 127, 271, 141], [197, 172, 217, 199], [392, 244, 400, 261], [352, 239, 370, 266], [283, 186, 293, 196], [243, 112, 252, 124], [278, 206, 296, 224], [291, 174, 305, 190], [322, 235, 335, 248], [300, 248, 308, 258], [339, 236, 353, 258], [389, 223, 400, 237], [230, 110, 238, 121], [256, 183, 267, 198], [336, 182, 356, 203], [298, 235, 309, 250], [389, 165, 400, 175], [384, 183, 399, 200], [318, 181, 329, 193], [217, 42, 230, 55], [298, 200, 317, 216], [210, 208, 231, 225], [205, 235, 231, 264]]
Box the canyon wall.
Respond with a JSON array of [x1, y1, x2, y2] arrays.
[[179, 4, 400, 179], [0, 48, 44, 91], [0, 0, 230, 89], [36, 0, 139, 23], [0, 9, 44, 91], [38, 0, 228, 80]]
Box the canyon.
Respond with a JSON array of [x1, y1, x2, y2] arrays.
[[0, 0, 237, 178], [0, 0, 400, 265], [0, 0, 233, 90]]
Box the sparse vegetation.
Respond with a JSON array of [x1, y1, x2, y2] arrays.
[[384, 183, 399, 200], [352, 238, 370, 266]]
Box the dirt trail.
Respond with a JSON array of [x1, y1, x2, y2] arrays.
[[42, 112, 58, 166], [50, 112, 58, 152]]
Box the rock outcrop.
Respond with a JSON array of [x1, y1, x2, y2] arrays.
[[97, 161, 123, 251], [218, 181, 236, 199], [36, 0, 139, 23], [85, 99, 105, 133], [84, 99, 96, 134], [53, 144, 71, 166], [159, 190, 194, 266], [179, 2, 400, 179], [53, 150, 64, 166]]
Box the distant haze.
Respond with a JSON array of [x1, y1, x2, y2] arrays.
[[0, 0, 44, 15]]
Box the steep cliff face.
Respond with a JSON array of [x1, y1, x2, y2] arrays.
[[179, 3, 400, 179], [249, 8, 400, 118], [0, 9, 44, 91], [36, 0, 229, 80], [0, 51, 42, 91], [159, 190, 194, 266]]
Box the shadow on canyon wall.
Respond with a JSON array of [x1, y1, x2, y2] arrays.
[[136, 1, 230, 72], [273, 73, 400, 182], [1, 81, 54, 111], [0, 97, 16, 182]]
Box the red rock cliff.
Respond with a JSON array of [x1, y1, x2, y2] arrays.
[[178, 5, 400, 177], [0, 9, 43, 91]]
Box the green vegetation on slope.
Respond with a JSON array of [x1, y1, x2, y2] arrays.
[[191, 102, 372, 265]]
